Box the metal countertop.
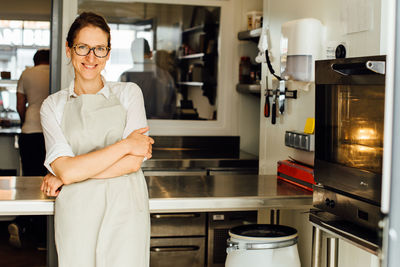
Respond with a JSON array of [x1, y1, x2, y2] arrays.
[[141, 148, 258, 170], [0, 175, 312, 215]]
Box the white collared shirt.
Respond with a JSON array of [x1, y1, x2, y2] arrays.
[[40, 78, 147, 174]]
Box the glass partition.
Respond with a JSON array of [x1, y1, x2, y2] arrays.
[[78, 1, 220, 120], [0, 20, 50, 79]]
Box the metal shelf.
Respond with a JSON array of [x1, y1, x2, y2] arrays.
[[178, 81, 204, 87], [236, 83, 261, 95], [182, 24, 204, 34], [237, 28, 262, 41], [0, 79, 18, 85], [178, 53, 205, 60]]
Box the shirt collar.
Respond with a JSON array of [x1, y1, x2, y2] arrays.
[[68, 75, 110, 98]]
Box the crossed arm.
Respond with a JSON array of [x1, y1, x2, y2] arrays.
[[41, 127, 154, 197]]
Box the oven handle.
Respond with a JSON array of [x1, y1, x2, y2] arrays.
[[150, 246, 200, 252], [331, 61, 385, 76], [151, 213, 200, 219]]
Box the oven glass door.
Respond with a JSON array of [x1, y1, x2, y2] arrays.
[[315, 81, 385, 203], [329, 84, 384, 172]]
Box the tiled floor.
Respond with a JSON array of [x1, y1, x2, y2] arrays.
[[0, 220, 46, 267]]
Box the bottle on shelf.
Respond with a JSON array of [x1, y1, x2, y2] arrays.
[[239, 56, 251, 84]]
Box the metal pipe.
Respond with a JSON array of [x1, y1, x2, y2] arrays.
[[269, 209, 280, 224], [327, 237, 339, 267], [47, 215, 58, 267], [311, 226, 323, 267], [276, 209, 280, 225], [270, 209, 275, 224]]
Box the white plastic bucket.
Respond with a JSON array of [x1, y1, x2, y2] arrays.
[[225, 224, 301, 267]]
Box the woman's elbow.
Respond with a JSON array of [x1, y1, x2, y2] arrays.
[[60, 176, 73, 185], [57, 171, 74, 185], [131, 164, 141, 173], [131, 160, 143, 173], [51, 158, 77, 185], [53, 168, 75, 185], [126, 156, 142, 173]]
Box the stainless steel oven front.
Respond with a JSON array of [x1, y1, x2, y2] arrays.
[[314, 55, 386, 231]]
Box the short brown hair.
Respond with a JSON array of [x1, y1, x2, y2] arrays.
[[66, 12, 111, 48], [33, 49, 50, 65]]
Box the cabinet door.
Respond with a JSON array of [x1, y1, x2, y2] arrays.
[[151, 213, 206, 237], [0, 135, 19, 175]]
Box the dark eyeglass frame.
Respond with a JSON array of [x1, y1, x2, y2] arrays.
[[72, 44, 110, 58]]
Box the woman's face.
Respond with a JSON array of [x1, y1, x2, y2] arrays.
[[66, 26, 110, 82]]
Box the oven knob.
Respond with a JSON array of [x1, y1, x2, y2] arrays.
[[325, 198, 331, 206], [329, 200, 335, 208]]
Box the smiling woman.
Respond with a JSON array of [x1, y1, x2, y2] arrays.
[[66, 26, 110, 90], [39, 12, 153, 267]]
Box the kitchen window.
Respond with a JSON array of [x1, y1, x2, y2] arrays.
[[104, 23, 154, 82], [0, 20, 50, 80], [79, 1, 220, 121]]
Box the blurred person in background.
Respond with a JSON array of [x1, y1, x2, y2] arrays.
[[8, 49, 50, 249], [120, 38, 176, 119], [17, 49, 50, 176]]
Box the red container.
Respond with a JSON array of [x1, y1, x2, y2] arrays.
[[277, 160, 315, 191]]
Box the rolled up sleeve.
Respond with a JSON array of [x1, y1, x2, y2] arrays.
[[120, 82, 148, 162], [40, 96, 74, 175], [122, 82, 148, 138]]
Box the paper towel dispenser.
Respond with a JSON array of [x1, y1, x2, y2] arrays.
[[280, 18, 323, 82]]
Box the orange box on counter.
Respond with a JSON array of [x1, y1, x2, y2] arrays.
[[277, 160, 315, 191]]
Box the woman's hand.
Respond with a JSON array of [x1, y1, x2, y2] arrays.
[[41, 173, 64, 197], [125, 127, 154, 159]]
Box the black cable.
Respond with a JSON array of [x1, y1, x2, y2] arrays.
[[265, 49, 283, 81]]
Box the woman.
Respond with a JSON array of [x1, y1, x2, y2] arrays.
[[40, 12, 153, 267]]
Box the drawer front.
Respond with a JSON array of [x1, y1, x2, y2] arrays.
[[151, 213, 206, 237], [150, 237, 205, 267]]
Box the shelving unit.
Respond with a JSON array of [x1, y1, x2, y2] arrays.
[[182, 24, 204, 34], [178, 81, 204, 87], [178, 53, 205, 60], [236, 28, 262, 96], [236, 83, 261, 95], [237, 28, 262, 42], [175, 6, 219, 120]]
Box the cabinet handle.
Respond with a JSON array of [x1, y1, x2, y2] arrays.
[[150, 246, 199, 252], [151, 213, 200, 219]]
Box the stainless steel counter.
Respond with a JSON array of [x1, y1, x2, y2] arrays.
[[0, 175, 312, 215]]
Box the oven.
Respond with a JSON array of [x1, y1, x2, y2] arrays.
[[313, 56, 386, 235]]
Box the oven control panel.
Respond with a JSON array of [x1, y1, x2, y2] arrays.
[[313, 185, 382, 230]]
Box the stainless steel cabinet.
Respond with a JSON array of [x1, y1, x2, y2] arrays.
[[150, 237, 205, 267], [150, 213, 206, 267], [0, 135, 20, 175], [151, 213, 206, 237]]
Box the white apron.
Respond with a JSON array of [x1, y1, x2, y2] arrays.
[[54, 92, 150, 267]]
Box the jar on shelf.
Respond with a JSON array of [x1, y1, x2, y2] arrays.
[[239, 56, 251, 84]]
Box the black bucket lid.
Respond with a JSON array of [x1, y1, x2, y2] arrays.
[[229, 224, 298, 242]]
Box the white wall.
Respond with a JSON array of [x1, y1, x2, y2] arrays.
[[259, 0, 383, 266], [232, 0, 263, 155]]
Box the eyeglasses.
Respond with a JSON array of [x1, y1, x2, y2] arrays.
[[73, 44, 110, 58]]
